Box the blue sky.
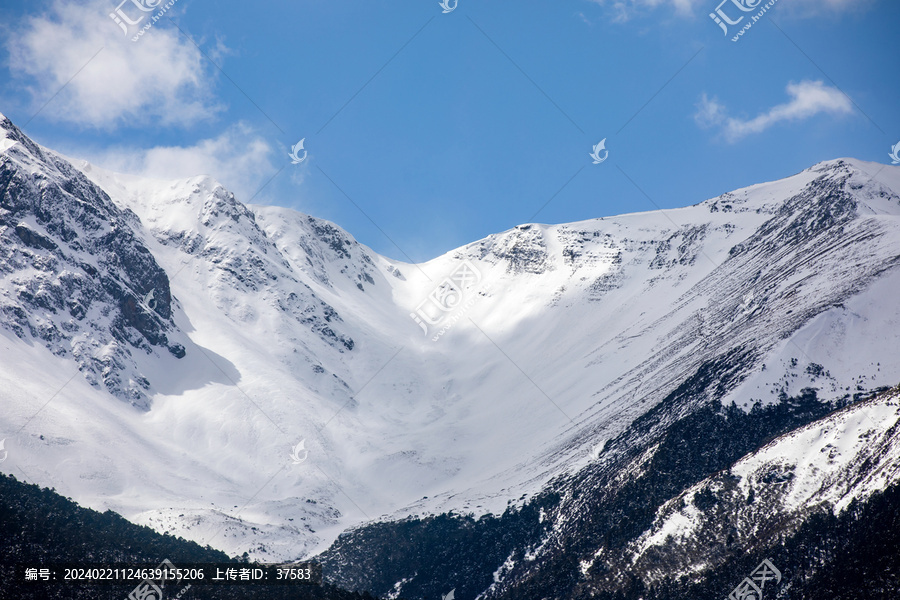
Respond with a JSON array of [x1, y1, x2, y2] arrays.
[[1, 0, 896, 262]]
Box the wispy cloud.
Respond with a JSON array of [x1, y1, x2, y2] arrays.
[[6, 0, 222, 129], [780, 0, 876, 18], [85, 124, 279, 202], [575, 11, 594, 26], [586, 0, 697, 22], [586, 0, 872, 22], [694, 80, 853, 143]]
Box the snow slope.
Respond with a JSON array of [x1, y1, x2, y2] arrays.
[[2, 111, 900, 561]]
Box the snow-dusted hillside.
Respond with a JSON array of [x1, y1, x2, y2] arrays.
[[2, 110, 899, 565], [627, 388, 900, 585]]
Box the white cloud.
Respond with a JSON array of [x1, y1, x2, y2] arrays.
[[694, 80, 853, 143], [6, 0, 222, 129], [86, 124, 280, 202]]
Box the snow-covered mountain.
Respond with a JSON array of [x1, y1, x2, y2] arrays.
[[2, 112, 900, 597]]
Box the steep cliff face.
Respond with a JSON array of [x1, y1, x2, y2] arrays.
[[0, 114, 182, 408]]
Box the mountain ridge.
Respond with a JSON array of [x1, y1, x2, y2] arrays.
[[2, 111, 899, 594]]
